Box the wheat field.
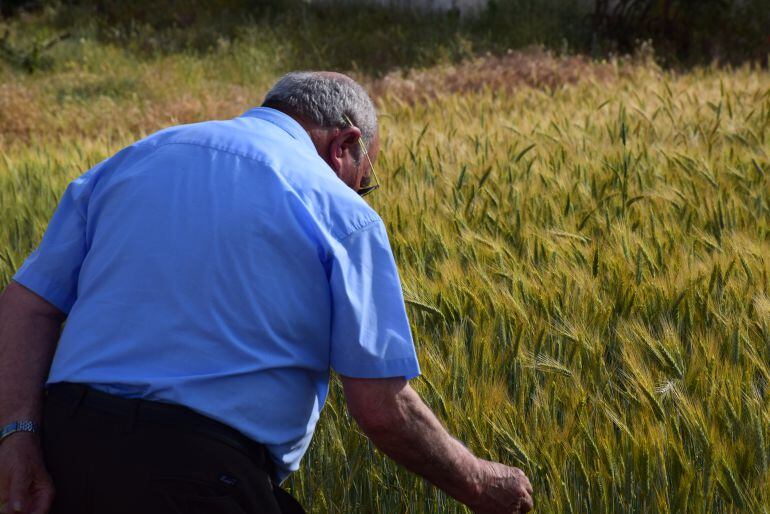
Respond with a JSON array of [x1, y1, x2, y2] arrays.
[[1, 26, 770, 512]]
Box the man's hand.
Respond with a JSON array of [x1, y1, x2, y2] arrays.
[[468, 460, 533, 514], [341, 376, 533, 513], [0, 434, 54, 514]]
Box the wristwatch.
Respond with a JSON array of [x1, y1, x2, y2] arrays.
[[0, 421, 39, 443]]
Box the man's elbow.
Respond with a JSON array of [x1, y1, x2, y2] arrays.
[[1, 281, 66, 322], [350, 402, 401, 436]]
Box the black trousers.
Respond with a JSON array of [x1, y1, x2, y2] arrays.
[[43, 383, 306, 514]]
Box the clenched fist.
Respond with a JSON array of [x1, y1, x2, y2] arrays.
[[0, 434, 54, 514]]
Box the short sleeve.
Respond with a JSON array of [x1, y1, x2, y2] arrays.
[[329, 220, 421, 379], [12, 160, 105, 314]]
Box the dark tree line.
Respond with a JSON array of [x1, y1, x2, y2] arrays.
[[590, 0, 770, 63], [2, 0, 768, 66]]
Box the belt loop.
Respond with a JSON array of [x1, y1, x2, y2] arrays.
[[125, 399, 140, 433], [68, 385, 88, 418]]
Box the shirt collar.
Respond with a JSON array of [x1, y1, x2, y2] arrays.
[[239, 107, 315, 152]]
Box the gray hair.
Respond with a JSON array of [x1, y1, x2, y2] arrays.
[[262, 71, 378, 148]]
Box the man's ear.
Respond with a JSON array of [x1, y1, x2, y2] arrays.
[[328, 126, 362, 172]]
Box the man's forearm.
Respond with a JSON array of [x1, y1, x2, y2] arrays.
[[0, 281, 64, 426], [346, 381, 483, 505]]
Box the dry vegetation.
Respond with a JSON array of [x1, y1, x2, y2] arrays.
[[2, 23, 770, 514], [370, 48, 617, 102], [0, 47, 618, 146]]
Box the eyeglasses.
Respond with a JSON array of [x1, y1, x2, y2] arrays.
[[356, 136, 380, 197], [343, 114, 380, 197]]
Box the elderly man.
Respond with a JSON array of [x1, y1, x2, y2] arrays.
[[0, 72, 533, 514]]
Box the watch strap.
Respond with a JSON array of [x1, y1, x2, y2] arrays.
[[0, 421, 39, 443]]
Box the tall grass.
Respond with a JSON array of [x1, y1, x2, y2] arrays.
[[1, 13, 770, 513], [304, 63, 770, 512]]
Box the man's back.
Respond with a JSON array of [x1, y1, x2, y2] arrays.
[[14, 107, 420, 479]]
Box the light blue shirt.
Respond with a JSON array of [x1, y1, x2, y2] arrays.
[[13, 107, 420, 480]]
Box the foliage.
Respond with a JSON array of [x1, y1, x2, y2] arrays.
[[2, 7, 770, 514], [591, 0, 770, 65], [0, 28, 68, 72], [297, 62, 770, 512], [1, 0, 769, 73]]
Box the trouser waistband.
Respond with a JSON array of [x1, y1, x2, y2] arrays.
[[45, 382, 274, 478]]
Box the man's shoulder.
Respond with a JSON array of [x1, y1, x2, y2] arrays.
[[317, 187, 382, 243], [134, 118, 291, 160], [131, 116, 381, 244]]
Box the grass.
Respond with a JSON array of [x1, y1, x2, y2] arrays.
[[2, 7, 770, 514]]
